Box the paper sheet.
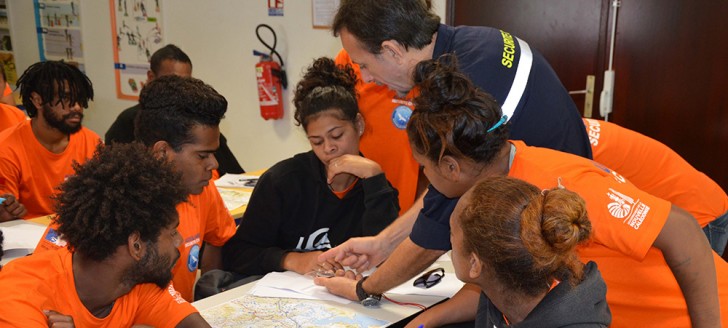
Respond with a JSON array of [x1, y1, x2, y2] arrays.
[[248, 256, 462, 304], [216, 188, 251, 211], [0, 221, 46, 250], [249, 271, 352, 304], [214, 174, 259, 188]]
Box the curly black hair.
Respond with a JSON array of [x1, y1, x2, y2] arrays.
[[293, 57, 358, 129], [0, 229, 4, 263], [135, 75, 227, 151], [407, 54, 510, 165], [53, 142, 188, 262], [16, 60, 93, 118]]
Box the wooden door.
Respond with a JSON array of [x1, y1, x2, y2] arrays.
[[449, 0, 728, 190]]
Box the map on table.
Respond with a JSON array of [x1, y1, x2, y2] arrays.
[[200, 295, 390, 328]]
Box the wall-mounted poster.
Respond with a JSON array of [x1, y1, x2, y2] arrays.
[[0, 0, 18, 86], [33, 0, 85, 71], [110, 0, 164, 100]]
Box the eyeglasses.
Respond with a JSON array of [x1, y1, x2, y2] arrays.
[[413, 268, 444, 289]]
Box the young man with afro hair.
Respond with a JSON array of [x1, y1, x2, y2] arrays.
[[0, 142, 211, 327]]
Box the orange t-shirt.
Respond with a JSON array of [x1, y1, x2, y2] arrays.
[[509, 140, 728, 327], [3, 82, 11, 96], [335, 50, 419, 214], [0, 120, 101, 219], [584, 118, 728, 227], [0, 103, 26, 132], [171, 180, 237, 301], [0, 248, 197, 327], [35, 180, 237, 302]]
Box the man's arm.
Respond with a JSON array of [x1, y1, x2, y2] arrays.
[[199, 243, 222, 274], [318, 193, 425, 271], [315, 237, 443, 300], [404, 283, 481, 328], [654, 205, 721, 327]]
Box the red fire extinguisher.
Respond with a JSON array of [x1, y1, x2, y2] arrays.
[[254, 24, 287, 120]]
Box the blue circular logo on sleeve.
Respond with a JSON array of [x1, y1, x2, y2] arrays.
[[391, 105, 413, 130], [187, 244, 200, 272]]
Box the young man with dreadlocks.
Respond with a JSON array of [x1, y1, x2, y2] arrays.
[[0, 143, 211, 327], [0, 60, 101, 221]]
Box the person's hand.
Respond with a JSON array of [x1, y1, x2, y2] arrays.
[[318, 236, 387, 272], [44, 310, 74, 328], [314, 269, 362, 301], [327, 154, 382, 183], [0, 194, 26, 222], [283, 251, 343, 275]]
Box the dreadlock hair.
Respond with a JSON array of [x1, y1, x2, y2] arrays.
[[332, 0, 440, 54], [16, 60, 93, 118], [407, 54, 509, 166], [150, 44, 192, 76], [135, 75, 227, 151], [293, 57, 358, 130], [0, 229, 4, 263], [458, 176, 592, 295], [53, 142, 187, 262]]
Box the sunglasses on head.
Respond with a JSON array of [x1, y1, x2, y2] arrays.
[[413, 267, 445, 289]]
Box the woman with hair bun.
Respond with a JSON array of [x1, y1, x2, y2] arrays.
[[221, 57, 399, 278], [317, 54, 727, 328], [451, 176, 610, 327]]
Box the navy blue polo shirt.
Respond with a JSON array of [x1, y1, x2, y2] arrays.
[[433, 24, 592, 159], [410, 185, 459, 250]]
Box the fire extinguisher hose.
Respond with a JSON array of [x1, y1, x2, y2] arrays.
[[256, 24, 287, 89]]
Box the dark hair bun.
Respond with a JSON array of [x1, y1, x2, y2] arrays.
[[293, 57, 357, 111], [413, 54, 474, 113]]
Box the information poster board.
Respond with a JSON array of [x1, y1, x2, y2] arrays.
[[0, 0, 18, 86], [109, 0, 164, 100], [33, 0, 85, 71], [312, 0, 339, 29]]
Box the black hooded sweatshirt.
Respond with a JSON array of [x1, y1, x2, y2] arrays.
[[222, 151, 399, 276], [475, 261, 611, 328]]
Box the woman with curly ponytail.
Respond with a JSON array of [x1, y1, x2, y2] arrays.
[[221, 57, 399, 280]]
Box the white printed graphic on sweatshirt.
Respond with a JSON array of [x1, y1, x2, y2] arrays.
[[607, 188, 650, 230], [295, 227, 331, 250]]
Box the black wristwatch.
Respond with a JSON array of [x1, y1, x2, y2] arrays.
[[355, 276, 381, 307]]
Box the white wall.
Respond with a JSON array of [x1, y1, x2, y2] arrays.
[[7, 0, 446, 172]]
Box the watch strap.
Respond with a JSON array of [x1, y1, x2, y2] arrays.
[[355, 276, 370, 301]]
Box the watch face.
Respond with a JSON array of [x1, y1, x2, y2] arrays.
[[361, 296, 380, 307]]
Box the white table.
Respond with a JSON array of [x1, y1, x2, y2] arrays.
[[193, 260, 456, 327]]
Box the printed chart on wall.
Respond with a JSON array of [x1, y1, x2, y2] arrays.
[[109, 0, 164, 100], [32, 0, 84, 71], [0, 0, 18, 86]]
